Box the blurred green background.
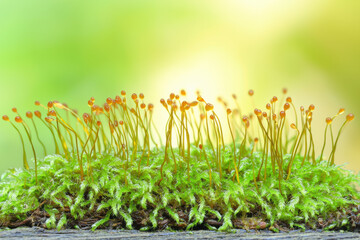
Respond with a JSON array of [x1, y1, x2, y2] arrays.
[[0, 0, 359, 173]]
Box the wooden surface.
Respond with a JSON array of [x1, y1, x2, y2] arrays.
[[1, 228, 360, 239]]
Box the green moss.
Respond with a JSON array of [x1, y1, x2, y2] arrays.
[[0, 146, 359, 231], [1, 91, 358, 231]]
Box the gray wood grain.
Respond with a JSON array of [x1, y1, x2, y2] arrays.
[[1, 228, 360, 240]]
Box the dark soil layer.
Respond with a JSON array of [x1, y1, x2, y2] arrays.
[[3, 204, 360, 232], [1, 228, 360, 240]]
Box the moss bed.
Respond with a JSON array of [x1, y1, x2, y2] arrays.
[[0, 147, 359, 232]]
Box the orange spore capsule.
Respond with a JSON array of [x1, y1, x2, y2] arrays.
[[242, 116, 248, 123], [115, 96, 121, 104], [326, 117, 332, 125], [197, 96, 205, 102], [2, 115, 9, 121], [283, 88, 288, 94], [139, 93, 144, 99], [272, 114, 277, 121], [12, 107, 17, 113], [284, 103, 290, 111], [45, 117, 54, 123], [148, 103, 154, 111], [184, 104, 190, 110], [140, 103, 146, 109], [26, 111, 33, 118], [272, 96, 278, 103], [266, 103, 271, 110], [97, 121, 101, 127], [160, 99, 167, 108], [248, 89, 254, 96], [131, 93, 137, 100], [90, 97, 95, 102], [254, 108, 262, 117], [346, 113, 355, 122], [232, 94, 237, 100], [104, 103, 110, 112], [280, 111, 286, 119], [88, 100, 94, 107], [180, 89, 186, 96], [48, 110, 56, 117], [338, 108, 345, 115], [227, 108, 232, 115], [205, 103, 214, 111], [262, 112, 267, 118], [190, 101, 198, 107], [167, 99, 172, 106], [106, 97, 113, 105], [175, 95, 180, 100], [34, 111, 41, 118], [47, 101, 53, 108], [15, 116, 23, 123], [309, 104, 315, 111], [286, 97, 292, 103], [200, 114, 205, 120], [119, 120, 124, 125], [290, 123, 296, 129], [35, 101, 40, 106], [209, 115, 215, 120], [83, 113, 90, 123], [121, 91, 126, 96], [199, 144, 203, 150], [170, 93, 175, 100], [130, 108, 136, 114], [300, 106, 304, 112], [254, 137, 259, 143], [91, 105, 99, 112]]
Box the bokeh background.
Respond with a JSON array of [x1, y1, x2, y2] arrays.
[[0, 0, 359, 173]]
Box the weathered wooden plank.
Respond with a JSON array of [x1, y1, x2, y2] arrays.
[[1, 228, 360, 240]]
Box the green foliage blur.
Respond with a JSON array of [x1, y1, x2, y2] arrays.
[[0, 0, 359, 173]]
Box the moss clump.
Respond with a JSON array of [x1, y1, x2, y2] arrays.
[[0, 147, 359, 231], [0, 89, 359, 231]]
